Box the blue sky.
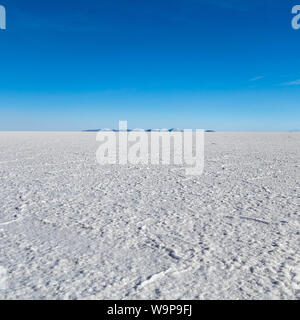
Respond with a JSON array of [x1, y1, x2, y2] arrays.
[[0, 0, 299, 131]]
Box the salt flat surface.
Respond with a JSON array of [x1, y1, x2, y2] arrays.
[[0, 132, 299, 300]]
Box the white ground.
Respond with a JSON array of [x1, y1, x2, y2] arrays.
[[0, 132, 299, 300]]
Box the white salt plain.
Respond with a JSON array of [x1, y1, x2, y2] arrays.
[[0, 132, 299, 299]]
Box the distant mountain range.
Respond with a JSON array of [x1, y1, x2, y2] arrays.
[[83, 128, 216, 133]]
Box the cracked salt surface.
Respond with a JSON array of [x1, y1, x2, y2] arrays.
[[0, 132, 299, 299]]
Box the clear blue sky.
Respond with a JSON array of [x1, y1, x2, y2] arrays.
[[0, 0, 299, 131]]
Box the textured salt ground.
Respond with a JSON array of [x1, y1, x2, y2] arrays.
[[0, 132, 299, 300]]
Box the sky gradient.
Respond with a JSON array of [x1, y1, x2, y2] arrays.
[[0, 0, 300, 131]]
